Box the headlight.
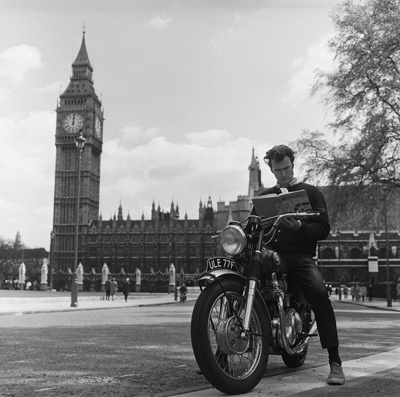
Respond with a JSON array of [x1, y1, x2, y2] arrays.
[[220, 224, 247, 255]]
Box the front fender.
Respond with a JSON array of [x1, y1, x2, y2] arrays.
[[197, 269, 271, 329], [197, 268, 246, 288]]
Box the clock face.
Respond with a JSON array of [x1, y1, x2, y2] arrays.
[[63, 113, 84, 133], [94, 116, 102, 138]]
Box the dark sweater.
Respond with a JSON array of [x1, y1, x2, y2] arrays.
[[254, 182, 330, 256]]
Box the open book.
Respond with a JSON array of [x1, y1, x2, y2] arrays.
[[252, 189, 312, 220]]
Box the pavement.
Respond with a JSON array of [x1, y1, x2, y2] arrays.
[[172, 295, 400, 397], [0, 289, 199, 316], [1, 290, 400, 396]]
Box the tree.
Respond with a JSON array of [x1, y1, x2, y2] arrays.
[[295, 0, 400, 192], [0, 238, 48, 288], [0, 238, 20, 286]]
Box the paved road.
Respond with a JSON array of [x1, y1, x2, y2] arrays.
[[1, 290, 400, 396], [172, 297, 400, 397]]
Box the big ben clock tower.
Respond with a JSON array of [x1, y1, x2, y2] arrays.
[[52, 32, 104, 272]]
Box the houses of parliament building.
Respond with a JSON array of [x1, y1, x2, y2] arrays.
[[51, 33, 260, 278], [51, 33, 400, 294]]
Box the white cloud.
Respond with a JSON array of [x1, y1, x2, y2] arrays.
[[0, 111, 55, 247], [211, 27, 245, 50], [282, 33, 334, 106], [0, 86, 10, 103], [100, 127, 275, 221], [147, 15, 173, 30], [119, 124, 160, 146], [186, 129, 232, 146], [0, 45, 42, 83], [37, 80, 66, 94]]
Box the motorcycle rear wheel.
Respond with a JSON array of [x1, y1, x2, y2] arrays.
[[191, 279, 271, 395], [281, 303, 313, 368], [281, 346, 308, 367]]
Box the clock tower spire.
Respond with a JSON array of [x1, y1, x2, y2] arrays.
[[52, 32, 104, 272]]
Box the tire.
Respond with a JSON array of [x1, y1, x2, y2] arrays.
[[281, 346, 308, 368], [191, 279, 271, 395]]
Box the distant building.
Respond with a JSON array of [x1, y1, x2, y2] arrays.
[[52, 32, 103, 273], [82, 199, 216, 275], [51, 33, 217, 276], [13, 231, 23, 250], [216, 147, 263, 230]]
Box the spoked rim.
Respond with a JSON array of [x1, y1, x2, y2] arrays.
[[207, 291, 264, 380]]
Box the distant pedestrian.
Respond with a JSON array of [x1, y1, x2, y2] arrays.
[[354, 284, 361, 301], [105, 277, 111, 300], [360, 286, 367, 302], [396, 282, 400, 303], [350, 286, 355, 301], [367, 284, 374, 302], [110, 278, 118, 301], [343, 287, 348, 299], [179, 284, 187, 303], [122, 278, 130, 302]]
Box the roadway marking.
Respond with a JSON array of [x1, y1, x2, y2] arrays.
[[171, 348, 400, 396], [35, 388, 57, 392], [335, 309, 400, 314]]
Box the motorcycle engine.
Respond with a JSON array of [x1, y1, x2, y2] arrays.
[[276, 308, 303, 347]]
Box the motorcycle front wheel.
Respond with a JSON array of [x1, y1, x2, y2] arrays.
[[191, 279, 271, 395]]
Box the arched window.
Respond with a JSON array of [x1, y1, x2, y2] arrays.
[[321, 247, 336, 259], [378, 247, 391, 259], [348, 247, 363, 259]]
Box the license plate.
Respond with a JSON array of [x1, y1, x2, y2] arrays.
[[206, 257, 238, 272]]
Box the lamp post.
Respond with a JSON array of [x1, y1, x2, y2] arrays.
[[173, 211, 180, 300], [337, 228, 342, 301], [50, 230, 55, 291], [383, 186, 392, 307], [71, 132, 85, 307]]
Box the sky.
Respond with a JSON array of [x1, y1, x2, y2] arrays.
[[0, 0, 343, 249]]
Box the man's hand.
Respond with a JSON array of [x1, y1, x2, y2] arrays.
[[281, 216, 301, 231]]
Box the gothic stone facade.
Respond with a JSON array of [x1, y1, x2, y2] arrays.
[[81, 200, 216, 275]]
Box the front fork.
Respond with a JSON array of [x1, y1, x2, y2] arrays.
[[240, 229, 264, 338], [240, 279, 258, 338]]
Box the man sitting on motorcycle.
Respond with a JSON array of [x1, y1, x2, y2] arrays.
[[255, 144, 345, 386]]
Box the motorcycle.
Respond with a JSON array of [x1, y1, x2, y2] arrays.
[[191, 212, 319, 395], [180, 290, 187, 303]]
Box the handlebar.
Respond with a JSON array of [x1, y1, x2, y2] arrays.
[[212, 212, 321, 240], [261, 211, 320, 231]]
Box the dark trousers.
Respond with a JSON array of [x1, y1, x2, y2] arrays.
[[283, 253, 339, 349]]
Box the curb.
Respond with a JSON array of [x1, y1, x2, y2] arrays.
[[0, 297, 197, 317], [336, 298, 400, 312]]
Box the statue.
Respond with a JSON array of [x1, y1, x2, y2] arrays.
[[18, 262, 26, 290], [40, 259, 48, 291], [135, 268, 141, 292]]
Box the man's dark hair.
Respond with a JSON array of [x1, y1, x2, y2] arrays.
[[263, 144, 295, 168]]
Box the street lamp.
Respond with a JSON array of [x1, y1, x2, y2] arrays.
[[337, 228, 342, 301], [50, 230, 55, 291], [71, 132, 85, 307], [383, 186, 392, 307]]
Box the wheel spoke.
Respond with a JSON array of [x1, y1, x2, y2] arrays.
[[208, 292, 263, 378]]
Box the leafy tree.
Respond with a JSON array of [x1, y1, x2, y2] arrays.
[[293, 0, 400, 227], [0, 238, 48, 288], [0, 239, 20, 286]]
